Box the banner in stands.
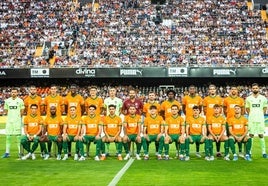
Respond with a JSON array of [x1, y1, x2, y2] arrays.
[[168, 67, 188, 77], [0, 69, 30, 78], [0, 67, 267, 78], [189, 67, 268, 77]]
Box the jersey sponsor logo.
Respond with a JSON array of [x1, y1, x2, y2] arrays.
[[120, 69, 143, 76], [170, 124, 179, 128], [69, 124, 78, 129], [234, 124, 243, 129], [75, 68, 96, 77], [192, 124, 201, 128], [213, 69, 236, 76], [9, 106, 18, 109], [168, 67, 188, 77], [128, 123, 137, 127], [252, 104, 260, 108], [29, 122, 38, 127], [87, 124, 96, 128], [49, 124, 58, 128], [212, 123, 221, 128], [108, 124, 117, 128], [149, 124, 159, 129], [31, 68, 49, 78]]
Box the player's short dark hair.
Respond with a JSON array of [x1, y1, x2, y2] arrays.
[[30, 104, 38, 108], [149, 105, 157, 110], [252, 83, 259, 87], [108, 104, 116, 109], [171, 104, 179, 109], [166, 89, 176, 95], [88, 104, 97, 110], [50, 84, 57, 88], [192, 105, 199, 110], [89, 86, 97, 90]]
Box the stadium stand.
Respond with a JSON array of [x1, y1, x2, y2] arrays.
[[0, 0, 267, 67]]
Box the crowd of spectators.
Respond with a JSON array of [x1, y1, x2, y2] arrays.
[[1, 83, 268, 115], [0, 0, 268, 68]]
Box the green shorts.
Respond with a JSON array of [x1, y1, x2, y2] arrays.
[[190, 135, 202, 143], [48, 135, 60, 142], [148, 134, 158, 142], [21, 135, 40, 142], [128, 134, 137, 142], [83, 135, 96, 143], [67, 135, 77, 142], [169, 134, 179, 143]]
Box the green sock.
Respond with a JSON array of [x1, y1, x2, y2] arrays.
[[117, 142, 122, 154], [209, 140, 213, 156], [95, 139, 101, 156], [136, 142, 142, 154], [224, 140, 229, 156], [158, 136, 164, 154], [185, 139, 190, 156], [237, 142, 242, 152], [164, 143, 169, 155], [204, 139, 210, 156], [142, 138, 148, 155], [229, 138, 236, 154], [180, 143, 185, 155], [246, 138, 252, 155], [123, 143, 129, 154], [260, 138, 266, 154]]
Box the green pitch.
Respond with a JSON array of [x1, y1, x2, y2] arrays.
[[0, 123, 267, 186]]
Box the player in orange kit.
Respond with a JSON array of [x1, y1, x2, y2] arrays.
[[122, 105, 142, 160], [62, 106, 84, 161], [24, 85, 42, 116], [102, 104, 123, 160], [164, 105, 185, 160], [203, 84, 223, 157], [81, 104, 103, 161], [42, 106, 63, 160], [223, 85, 245, 157], [228, 105, 252, 161], [207, 104, 229, 161], [21, 104, 44, 160], [182, 85, 202, 120], [185, 106, 207, 160], [84, 86, 104, 115]]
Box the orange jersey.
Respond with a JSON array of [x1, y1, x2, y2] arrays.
[[82, 115, 103, 136], [203, 95, 223, 118], [24, 114, 43, 135], [64, 115, 82, 135], [65, 94, 84, 116], [124, 114, 142, 135], [85, 96, 103, 115], [165, 115, 184, 135], [143, 101, 161, 117], [160, 100, 181, 119], [24, 95, 42, 116], [44, 94, 64, 116], [44, 115, 63, 136], [144, 115, 164, 135], [186, 116, 206, 135], [103, 115, 122, 136], [182, 95, 203, 118], [207, 115, 226, 135], [228, 116, 248, 135], [224, 96, 244, 120]]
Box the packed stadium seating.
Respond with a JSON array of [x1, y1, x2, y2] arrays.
[[0, 0, 268, 67]]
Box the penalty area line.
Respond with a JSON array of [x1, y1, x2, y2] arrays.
[[108, 158, 135, 186]]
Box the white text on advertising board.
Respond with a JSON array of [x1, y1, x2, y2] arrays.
[[120, 69, 143, 76], [213, 69, 236, 76], [75, 68, 95, 77], [168, 67, 187, 77], [0, 71, 6, 76], [30, 68, 49, 78]]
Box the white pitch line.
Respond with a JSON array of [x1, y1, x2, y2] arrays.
[[108, 158, 135, 186]]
